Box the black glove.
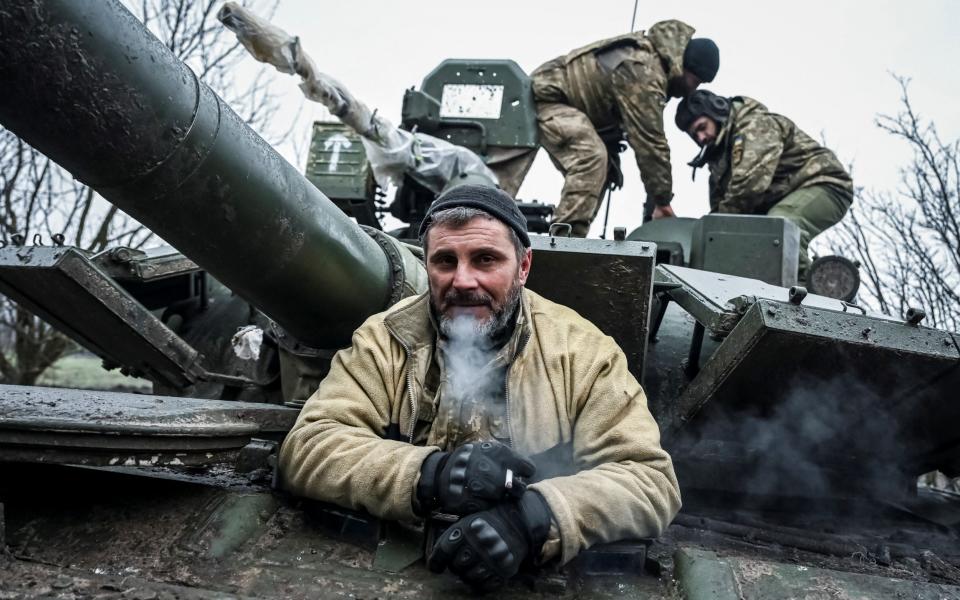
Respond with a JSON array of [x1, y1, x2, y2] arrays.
[[427, 491, 552, 591], [605, 148, 625, 190], [416, 441, 536, 516], [643, 197, 655, 222]]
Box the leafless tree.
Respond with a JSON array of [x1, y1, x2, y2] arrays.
[[0, 0, 291, 385], [823, 76, 960, 331]]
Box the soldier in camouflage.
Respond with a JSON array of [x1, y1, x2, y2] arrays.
[[492, 20, 719, 237], [675, 90, 853, 281]]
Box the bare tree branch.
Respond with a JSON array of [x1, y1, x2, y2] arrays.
[[821, 75, 960, 331]]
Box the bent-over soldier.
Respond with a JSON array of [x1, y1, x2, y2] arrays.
[[494, 20, 719, 236], [675, 90, 853, 280]]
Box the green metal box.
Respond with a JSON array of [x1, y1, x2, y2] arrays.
[[526, 236, 656, 383], [690, 214, 800, 286], [401, 59, 537, 156], [305, 122, 376, 223]]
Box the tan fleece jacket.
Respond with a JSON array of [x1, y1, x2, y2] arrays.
[[279, 289, 681, 564]]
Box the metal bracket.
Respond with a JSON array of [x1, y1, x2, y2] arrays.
[[236, 439, 279, 474], [269, 320, 339, 359], [570, 539, 650, 576], [685, 321, 706, 378], [905, 307, 926, 326], [362, 225, 409, 307], [788, 286, 808, 305], [649, 295, 671, 343], [549, 222, 572, 238]]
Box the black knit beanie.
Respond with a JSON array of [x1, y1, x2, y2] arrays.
[[683, 38, 720, 83], [418, 185, 530, 247]]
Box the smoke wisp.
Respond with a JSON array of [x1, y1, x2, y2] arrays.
[[439, 314, 505, 407]]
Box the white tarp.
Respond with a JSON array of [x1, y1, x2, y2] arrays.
[[218, 3, 496, 193]]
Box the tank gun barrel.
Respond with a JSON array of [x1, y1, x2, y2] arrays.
[[0, 0, 412, 348]]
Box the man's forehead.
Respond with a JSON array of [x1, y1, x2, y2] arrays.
[[426, 216, 513, 251]]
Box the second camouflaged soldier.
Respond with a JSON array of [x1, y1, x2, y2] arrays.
[[493, 20, 719, 237], [675, 90, 853, 281]]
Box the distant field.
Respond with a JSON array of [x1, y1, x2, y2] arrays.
[[37, 354, 152, 392]]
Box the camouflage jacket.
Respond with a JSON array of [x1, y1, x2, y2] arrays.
[[530, 20, 695, 204], [706, 97, 853, 213]]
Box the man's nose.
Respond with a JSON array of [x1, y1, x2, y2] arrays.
[[696, 132, 709, 146], [451, 263, 479, 289]]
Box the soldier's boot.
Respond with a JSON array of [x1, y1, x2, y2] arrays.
[[536, 102, 609, 237], [768, 184, 852, 282]]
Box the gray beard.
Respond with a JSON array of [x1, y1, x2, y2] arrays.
[[437, 283, 522, 346]]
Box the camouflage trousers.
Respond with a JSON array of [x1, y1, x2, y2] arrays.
[[492, 102, 608, 237], [767, 184, 852, 281]]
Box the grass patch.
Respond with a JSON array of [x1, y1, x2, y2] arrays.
[[37, 354, 152, 392]]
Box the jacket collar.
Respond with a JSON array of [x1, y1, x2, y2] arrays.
[[383, 289, 533, 363]]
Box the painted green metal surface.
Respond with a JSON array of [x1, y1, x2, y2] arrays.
[[402, 59, 537, 154], [527, 236, 656, 383], [0, 384, 296, 467], [667, 293, 960, 499], [631, 214, 801, 286], [628, 216, 699, 264], [691, 214, 800, 287], [0, 463, 671, 599], [306, 122, 375, 201], [656, 264, 872, 337], [675, 548, 960, 600], [0, 247, 203, 388], [191, 493, 281, 559], [305, 122, 379, 227]]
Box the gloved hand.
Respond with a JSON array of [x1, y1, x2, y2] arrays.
[[643, 195, 674, 222], [652, 204, 676, 219], [416, 441, 536, 516], [427, 491, 552, 591]]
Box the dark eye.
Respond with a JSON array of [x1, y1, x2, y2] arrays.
[[431, 254, 456, 268]]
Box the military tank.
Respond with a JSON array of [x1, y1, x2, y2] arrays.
[[1, 2, 959, 598]]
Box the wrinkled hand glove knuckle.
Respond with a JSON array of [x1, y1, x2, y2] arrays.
[[434, 441, 536, 514], [429, 510, 525, 590]]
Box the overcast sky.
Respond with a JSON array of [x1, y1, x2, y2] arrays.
[[255, 0, 959, 237]]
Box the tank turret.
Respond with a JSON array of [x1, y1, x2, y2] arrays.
[[1, 2, 960, 596]]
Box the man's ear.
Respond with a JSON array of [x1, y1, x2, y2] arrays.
[[518, 248, 533, 286]]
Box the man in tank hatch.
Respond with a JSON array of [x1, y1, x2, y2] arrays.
[[279, 184, 680, 590]]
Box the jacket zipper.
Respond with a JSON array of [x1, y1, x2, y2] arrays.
[[401, 340, 418, 443], [406, 375, 417, 443], [504, 370, 513, 448]]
